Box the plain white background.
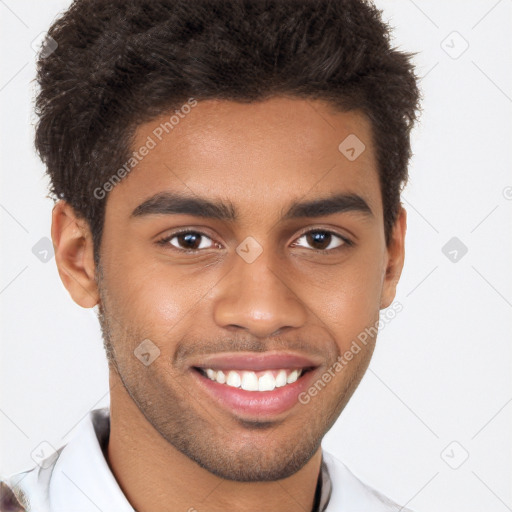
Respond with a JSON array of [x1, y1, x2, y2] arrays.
[[1, 1, 511, 511]]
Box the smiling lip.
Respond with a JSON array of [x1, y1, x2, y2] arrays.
[[189, 351, 322, 419], [190, 351, 322, 371]]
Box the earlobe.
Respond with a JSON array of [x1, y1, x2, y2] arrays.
[[51, 200, 99, 308], [380, 207, 407, 309]]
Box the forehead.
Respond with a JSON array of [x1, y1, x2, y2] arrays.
[[108, 96, 382, 221]]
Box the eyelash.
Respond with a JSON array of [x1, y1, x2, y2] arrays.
[[155, 228, 354, 254]]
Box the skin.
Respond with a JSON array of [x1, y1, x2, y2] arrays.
[[51, 96, 406, 512]]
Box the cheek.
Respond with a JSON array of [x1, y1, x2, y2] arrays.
[[303, 251, 385, 349], [106, 259, 223, 338]]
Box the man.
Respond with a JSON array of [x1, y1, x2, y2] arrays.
[[1, 0, 421, 510]]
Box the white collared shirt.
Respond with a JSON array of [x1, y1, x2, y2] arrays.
[[1, 408, 413, 511]]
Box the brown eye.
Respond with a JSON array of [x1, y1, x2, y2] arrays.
[[158, 231, 215, 251], [292, 230, 350, 252]]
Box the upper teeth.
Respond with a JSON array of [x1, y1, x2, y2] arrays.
[[203, 368, 303, 391]]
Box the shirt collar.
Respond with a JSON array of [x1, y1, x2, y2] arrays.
[[49, 407, 134, 511]]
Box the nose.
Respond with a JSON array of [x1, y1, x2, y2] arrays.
[[212, 249, 308, 338]]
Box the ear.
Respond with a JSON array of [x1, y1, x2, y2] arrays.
[[51, 200, 99, 308], [380, 206, 407, 309]]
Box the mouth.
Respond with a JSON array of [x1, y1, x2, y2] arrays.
[[194, 366, 312, 391], [189, 352, 321, 419]]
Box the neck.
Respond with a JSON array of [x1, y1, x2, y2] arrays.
[[106, 371, 323, 512]]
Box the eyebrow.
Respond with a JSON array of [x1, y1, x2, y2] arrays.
[[130, 191, 373, 221]]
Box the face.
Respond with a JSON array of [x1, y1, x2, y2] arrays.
[[56, 96, 406, 482]]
